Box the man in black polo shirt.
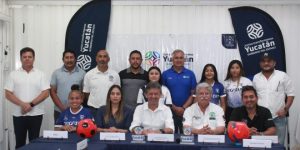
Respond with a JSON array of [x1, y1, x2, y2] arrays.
[[119, 50, 148, 109], [230, 86, 276, 135]]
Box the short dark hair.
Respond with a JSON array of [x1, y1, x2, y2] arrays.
[[20, 47, 35, 58], [242, 86, 258, 97], [129, 50, 142, 58], [63, 50, 76, 59], [145, 81, 161, 94]]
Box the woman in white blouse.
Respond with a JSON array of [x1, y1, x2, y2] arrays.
[[223, 60, 252, 125], [136, 66, 172, 106]]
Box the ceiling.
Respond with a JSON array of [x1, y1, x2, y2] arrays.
[[8, 0, 300, 6]]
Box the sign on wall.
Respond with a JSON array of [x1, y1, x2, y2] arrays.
[[229, 6, 286, 78]]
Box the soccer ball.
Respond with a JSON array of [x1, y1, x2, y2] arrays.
[[227, 121, 250, 143], [76, 119, 97, 138]]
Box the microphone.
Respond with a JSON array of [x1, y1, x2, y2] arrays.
[[175, 137, 180, 143]]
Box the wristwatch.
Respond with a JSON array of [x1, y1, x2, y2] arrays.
[[30, 102, 35, 107]]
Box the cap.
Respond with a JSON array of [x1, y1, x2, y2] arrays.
[[260, 53, 275, 61]]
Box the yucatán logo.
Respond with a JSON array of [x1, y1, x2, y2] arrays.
[[244, 23, 276, 56], [246, 23, 264, 40], [77, 23, 95, 70], [80, 24, 95, 53], [77, 54, 92, 70]]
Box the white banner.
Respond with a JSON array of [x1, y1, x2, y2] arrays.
[[107, 34, 241, 82]]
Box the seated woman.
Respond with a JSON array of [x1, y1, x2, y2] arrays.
[[55, 85, 93, 132], [95, 85, 133, 133], [137, 66, 172, 106], [130, 82, 174, 135], [183, 83, 225, 135]]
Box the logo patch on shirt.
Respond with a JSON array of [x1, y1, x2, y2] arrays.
[[193, 116, 201, 120], [209, 112, 216, 120], [183, 75, 190, 79], [64, 115, 68, 121], [109, 75, 114, 81], [80, 115, 85, 120]]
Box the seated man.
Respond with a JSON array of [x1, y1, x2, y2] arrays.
[[230, 86, 276, 136], [183, 83, 225, 135], [130, 82, 174, 135]]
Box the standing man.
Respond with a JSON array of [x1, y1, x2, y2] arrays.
[[50, 50, 86, 122], [253, 53, 295, 144], [83, 49, 120, 117], [119, 50, 148, 109], [5, 47, 50, 149], [162, 49, 197, 133]]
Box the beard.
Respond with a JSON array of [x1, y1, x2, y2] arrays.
[[262, 66, 275, 73]]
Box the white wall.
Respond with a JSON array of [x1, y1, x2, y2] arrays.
[[0, 0, 10, 150], [0, 0, 9, 20], [5, 2, 300, 149]]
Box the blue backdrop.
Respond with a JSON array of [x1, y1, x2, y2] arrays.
[[65, 0, 111, 71], [229, 6, 286, 79]]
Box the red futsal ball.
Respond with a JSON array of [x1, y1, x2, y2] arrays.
[[227, 121, 250, 143], [76, 119, 97, 138]]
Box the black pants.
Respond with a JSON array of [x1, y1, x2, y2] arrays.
[[172, 110, 183, 134], [88, 106, 98, 119], [54, 110, 60, 123], [13, 115, 43, 149]]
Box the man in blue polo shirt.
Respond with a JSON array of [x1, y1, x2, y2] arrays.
[[162, 49, 197, 133]]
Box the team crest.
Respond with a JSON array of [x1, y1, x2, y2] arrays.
[[109, 75, 114, 81], [80, 115, 85, 120]]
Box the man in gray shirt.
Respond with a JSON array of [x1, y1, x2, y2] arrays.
[[119, 50, 148, 109], [50, 50, 86, 121]]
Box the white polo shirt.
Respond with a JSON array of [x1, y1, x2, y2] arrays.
[[136, 85, 173, 105], [253, 70, 295, 118], [4, 68, 50, 116], [83, 67, 120, 108], [129, 102, 174, 131], [183, 102, 225, 130], [224, 77, 253, 108]]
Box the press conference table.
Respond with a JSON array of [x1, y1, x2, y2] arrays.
[[18, 133, 285, 150]]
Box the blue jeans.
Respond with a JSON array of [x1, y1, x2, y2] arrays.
[[273, 117, 287, 145]]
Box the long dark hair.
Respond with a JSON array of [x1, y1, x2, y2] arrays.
[[225, 60, 246, 81], [199, 64, 219, 83], [104, 85, 124, 124], [148, 66, 162, 85]]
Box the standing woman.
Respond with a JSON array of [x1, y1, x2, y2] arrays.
[[136, 66, 172, 106], [95, 85, 133, 132], [224, 60, 252, 124], [199, 64, 226, 112]]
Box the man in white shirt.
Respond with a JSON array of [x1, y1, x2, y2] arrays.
[[253, 53, 295, 144], [183, 82, 225, 135], [130, 82, 174, 135], [5, 47, 50, 149], [83, 49, 120, 117]]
